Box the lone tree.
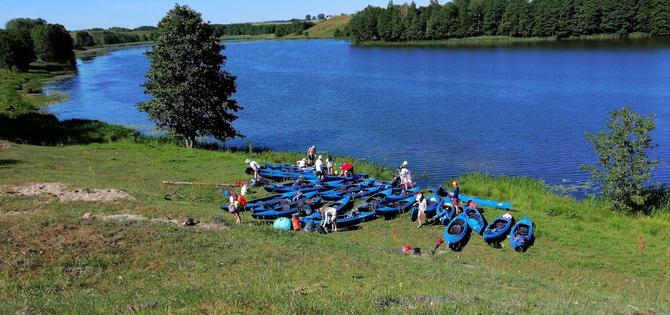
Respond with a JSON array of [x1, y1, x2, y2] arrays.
[[140, 5, 241, 148], [583, 106, 658, 214]]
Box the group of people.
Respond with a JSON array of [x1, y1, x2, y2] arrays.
[[300, 146, 354, 178], [414, 181, 461, 229]]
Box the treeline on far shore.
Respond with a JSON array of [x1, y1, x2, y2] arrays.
[[71, 26, 155, 49], [349, 0, 670, 43], [212, 20, 316, 38]]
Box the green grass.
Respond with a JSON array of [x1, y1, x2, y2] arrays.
[[0, 69, 68, 114], [0, 139, 668, 314], [304, 15, 352, 38]]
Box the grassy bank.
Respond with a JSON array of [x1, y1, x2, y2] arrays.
[[0, 69, 71, 114], [0, 135, 669, 313], [75, 42, 153, 59], [357, 33, 656, 48]]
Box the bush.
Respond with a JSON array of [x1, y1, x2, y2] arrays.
[[583, 106, 659, 214]]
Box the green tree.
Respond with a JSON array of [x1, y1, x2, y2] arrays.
[[305, 14, 311, 21], [650, 0, 670, 35], [139, 5, 241, 148], [0, 29, 36, 72], [73, 31, 95, 48], [583, 106, 658, 214], [31, 24, 75, 65], [5, 18, 46, 31]]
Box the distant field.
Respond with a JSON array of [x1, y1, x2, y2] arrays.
[[305, 15, 351, 38]]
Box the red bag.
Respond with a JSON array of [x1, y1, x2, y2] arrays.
[[291, 217, 301, 231]]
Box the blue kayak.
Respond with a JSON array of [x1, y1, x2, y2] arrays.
[[263, 179, 325, 193], [236, 191, 298, 211], [409, 195, 440, 222], [443, 212, 471, 251], [435, 199, 456, 225], [251, 192, 321, 219], [301, 211, 376, 229], [483, 216, 514, 243], [384, 187, 420, 202], [356, 188, 394, 211], [509, 216, 535, 252], [319, 182, 376, 201], [375, 196, 416, 217], [465, 206, 487, 235], [449, 190, 512, 210], [247, 191, 319, 213]]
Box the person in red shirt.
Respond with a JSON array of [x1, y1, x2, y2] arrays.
[[340, 162, 354, 177]]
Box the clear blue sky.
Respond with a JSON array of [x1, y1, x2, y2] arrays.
[[1, 0, 431, 30]]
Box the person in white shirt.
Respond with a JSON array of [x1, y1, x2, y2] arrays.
[[416, 192, 427, 228], [326, 155, 334, 175], [245, 159, 261, 180], [398, 161, 412, 190], [314, 155, 324, 179]]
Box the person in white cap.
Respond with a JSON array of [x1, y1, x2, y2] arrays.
[[398, 161, 412, 190], [245, 159, 261, 180], [314, 155, 324, 180]]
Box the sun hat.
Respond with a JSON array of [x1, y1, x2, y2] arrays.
[[245, 159, 251, 163], [402, 161, 408, 167]]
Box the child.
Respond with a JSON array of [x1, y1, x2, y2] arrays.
[[228, 192, 242, 224]]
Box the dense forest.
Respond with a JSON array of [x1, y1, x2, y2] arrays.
[[72, 27, 156, 48], [349, 0, 670, 43], [0, 18, 75, 71], [212, 20, 315, 37]]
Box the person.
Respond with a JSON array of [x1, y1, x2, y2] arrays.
[[240, 183, 249, 196], [321, 206, 338, 232], [245, 159, 261, 180], [314, 155, 324, 180], [450, 181, 460, 214], [306, 145, 316, 166], [398, 161, 412, 190], [326, 155, 334, 175], [340, 162, 354, 177], [416, 192, 428, 228], [227, 192, 242, 224]]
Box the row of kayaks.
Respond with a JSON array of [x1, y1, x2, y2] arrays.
[[225, 163, 530, 249]]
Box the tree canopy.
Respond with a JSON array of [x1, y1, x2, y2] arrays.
[[0, 29, 36, 72], [583, 106, 659, 214], [31, 24, 75, 65], [350, 0, 669, 43], [140, 5, 241, 148]]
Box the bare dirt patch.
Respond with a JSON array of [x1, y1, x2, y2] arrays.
[[0, 142, 11, 150], [0, 183, 133, 202], [87, 213, 229, 231]]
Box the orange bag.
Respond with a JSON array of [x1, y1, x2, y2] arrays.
[[291, 217, 301, 231], [237, 195, 247, 207]]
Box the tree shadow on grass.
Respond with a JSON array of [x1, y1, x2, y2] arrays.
[[0, 159, 22, 169], [0, 112, 137, 146]]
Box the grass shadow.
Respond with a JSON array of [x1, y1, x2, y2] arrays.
[[0, 159, 22, 168], [0, 112, 137, 146]]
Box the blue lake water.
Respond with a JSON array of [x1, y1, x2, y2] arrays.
[[46, 39, 670, 190]]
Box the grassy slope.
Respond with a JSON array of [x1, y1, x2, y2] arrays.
[[1, 140, 669, 314], [305, 15, 352, 38], [0, 69, 69, 112]]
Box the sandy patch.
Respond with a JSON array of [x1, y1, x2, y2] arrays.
[[86, 213, 228, 231], [0, 183, 133, 202]]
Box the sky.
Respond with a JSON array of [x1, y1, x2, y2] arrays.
[[1, 0, 431, 30]]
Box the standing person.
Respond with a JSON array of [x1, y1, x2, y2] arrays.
[[416, 192, 428, 228], [306, 145, 316, 166], [240, 183, 249, 196], [314, 155, 324, 180], [398, 161, 412, 190], [450, 181, 461, 214], [245, 159, 261, 180], [326, 155, 334, 175], [227, 192, 242, 224]]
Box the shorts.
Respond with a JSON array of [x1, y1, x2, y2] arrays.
[[228, 204, 239, 214], [316, 170, 324, 177], [452, 198, 459, 206]]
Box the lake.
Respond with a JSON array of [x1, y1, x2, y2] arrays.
[[46, 39, 670, 191]]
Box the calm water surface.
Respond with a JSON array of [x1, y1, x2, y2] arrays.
[[46, 40, 670, 189]]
